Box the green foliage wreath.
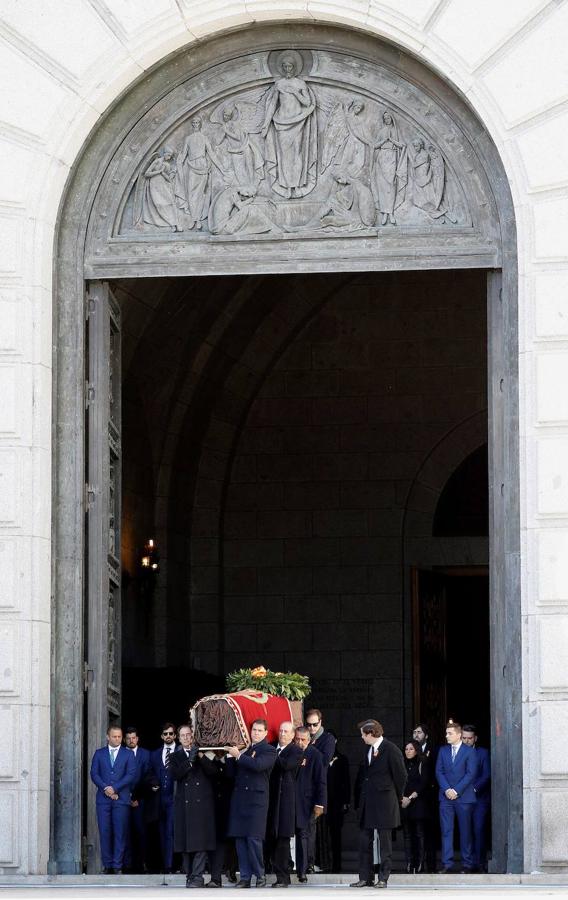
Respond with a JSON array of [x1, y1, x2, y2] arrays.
[[226, 666, 311, 700]]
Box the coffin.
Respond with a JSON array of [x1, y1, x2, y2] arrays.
[[191, 689, 303, 748]]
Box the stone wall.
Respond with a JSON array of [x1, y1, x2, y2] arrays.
[[216, 269, 486, 757], [0, 0, 567, 874]]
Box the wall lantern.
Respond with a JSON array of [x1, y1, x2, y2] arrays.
[[141, 538, 160, 574]]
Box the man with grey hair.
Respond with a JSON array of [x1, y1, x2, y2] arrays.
[[267, 722, 304, 887]]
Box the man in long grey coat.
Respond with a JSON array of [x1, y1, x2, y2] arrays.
[[352, 719, 407, 889]]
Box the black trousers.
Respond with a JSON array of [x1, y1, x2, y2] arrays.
[[272, 836, 292, 885], [402, 817, 425, 871], [295, 825, 310, 877], [358, 827, 392, 884], [209, 840, 226, 883], [182, 850, 208, 883]]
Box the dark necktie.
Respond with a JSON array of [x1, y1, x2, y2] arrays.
[[165, 747, 171, 766]]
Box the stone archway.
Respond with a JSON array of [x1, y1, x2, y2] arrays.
[[52, 23, 519, 874]]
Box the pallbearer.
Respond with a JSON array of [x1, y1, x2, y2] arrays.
[[226, 718, 277, 888], [169, 724, 217, 888]]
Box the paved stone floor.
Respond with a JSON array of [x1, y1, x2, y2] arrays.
[[2, 877, 568, 898]]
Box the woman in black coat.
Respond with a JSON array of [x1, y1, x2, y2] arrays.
[[401, 739, 431, 874]]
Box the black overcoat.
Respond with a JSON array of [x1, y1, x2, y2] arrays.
[[312, 730, 336, 767], [170, 748, 217, 853], [295, 744, 327, 830], [354, 739, 407, 830], [227, 739, 277, 838], [268, 743, 303, 838], [402, 756, 431, 821], [210, 756, 233, 839]]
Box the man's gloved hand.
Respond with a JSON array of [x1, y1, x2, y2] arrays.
[[188, 745, 199, 764]]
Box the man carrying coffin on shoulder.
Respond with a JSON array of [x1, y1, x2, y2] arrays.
[[225, 718, 277, 888], [169, 724, 217, 888]]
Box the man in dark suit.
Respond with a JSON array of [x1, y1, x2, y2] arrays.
[[351, 719, 407, 889], [206, 751, 235, 888], [326, 735, 350, 873], [435, 719, 478, 874], [226, 718, 277, 888], [169, 723, 217, 888], [412, 722, 438, 873], [305, 708, 336, 872], [123, 726, 151, 873], [90, 724, 137, 874], [294, 726, 327, 883], [462, 724, 491, 873], [267, 722, 304, 888], [150, 722, 178, 873]]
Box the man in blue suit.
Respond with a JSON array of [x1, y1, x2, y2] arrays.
[[150, 722, 178, 873], [462, 725, 491, 872], [435, 719, 478, 874], [90, 724, 137, 874], [123, 726, 151, 873], [225, 718, 277, 888]]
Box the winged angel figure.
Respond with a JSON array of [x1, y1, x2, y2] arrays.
[[318, 90, 377, 183], [209, 92, 269, 188]]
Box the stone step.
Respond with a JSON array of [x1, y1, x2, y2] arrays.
[[2, 873, 568, 887]]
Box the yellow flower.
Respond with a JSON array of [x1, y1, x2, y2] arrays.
[[251, 666, 267, 678]]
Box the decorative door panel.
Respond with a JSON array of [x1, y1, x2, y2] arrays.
[[85, 280, 122, 871]]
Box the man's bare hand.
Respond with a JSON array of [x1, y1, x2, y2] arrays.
[[225, 746, 240, 758], [104, 786, 115, 798], [131, 799, 139, 808], [313, 805, 324, 818], [445, 788, 458, 800]]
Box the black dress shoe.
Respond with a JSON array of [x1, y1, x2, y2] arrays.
[[374, 882, 387, 889], [271, 884, 288, 889], [187, 880, 205, 889], [235, 881, 251, 889], [306, 867, 314, 875], [460, 868, 475, 874], [102, 868, 113, 875], [255, 877, 267, 888], [297, 876, 307, 884], [350, 880, 373, 887], [207, 881, 222, 888], [437, 868, 453, 874], [114, 870, 122, 875]]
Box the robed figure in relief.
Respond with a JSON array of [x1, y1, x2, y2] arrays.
[[262, 52, 318, 199], [371, 110, 408, 225], [178, 116, 226, 230], [211, 102, 266, 188], [134, 146, 183, 231]]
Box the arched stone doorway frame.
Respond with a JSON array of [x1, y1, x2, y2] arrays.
[[51, 23, 520, 873]]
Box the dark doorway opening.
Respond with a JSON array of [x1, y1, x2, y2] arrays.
[[412, 567, 490, 745], [113, 268, 489, 871]]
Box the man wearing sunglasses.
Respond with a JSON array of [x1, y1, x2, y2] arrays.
[[150, 723, 178, 873], [305, 709, 336, 874]]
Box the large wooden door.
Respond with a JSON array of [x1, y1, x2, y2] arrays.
[[84, 280, 122, 871], [412, 568, 448, 742], [412, 567, 490, 743]]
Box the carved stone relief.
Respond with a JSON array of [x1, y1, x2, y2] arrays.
[[115, 48, 472, 243]]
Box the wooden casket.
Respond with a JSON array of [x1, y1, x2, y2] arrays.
[[191, 689, 303, 748]]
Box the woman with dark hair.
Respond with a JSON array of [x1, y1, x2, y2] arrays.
[[401, 739, 430, 874]]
